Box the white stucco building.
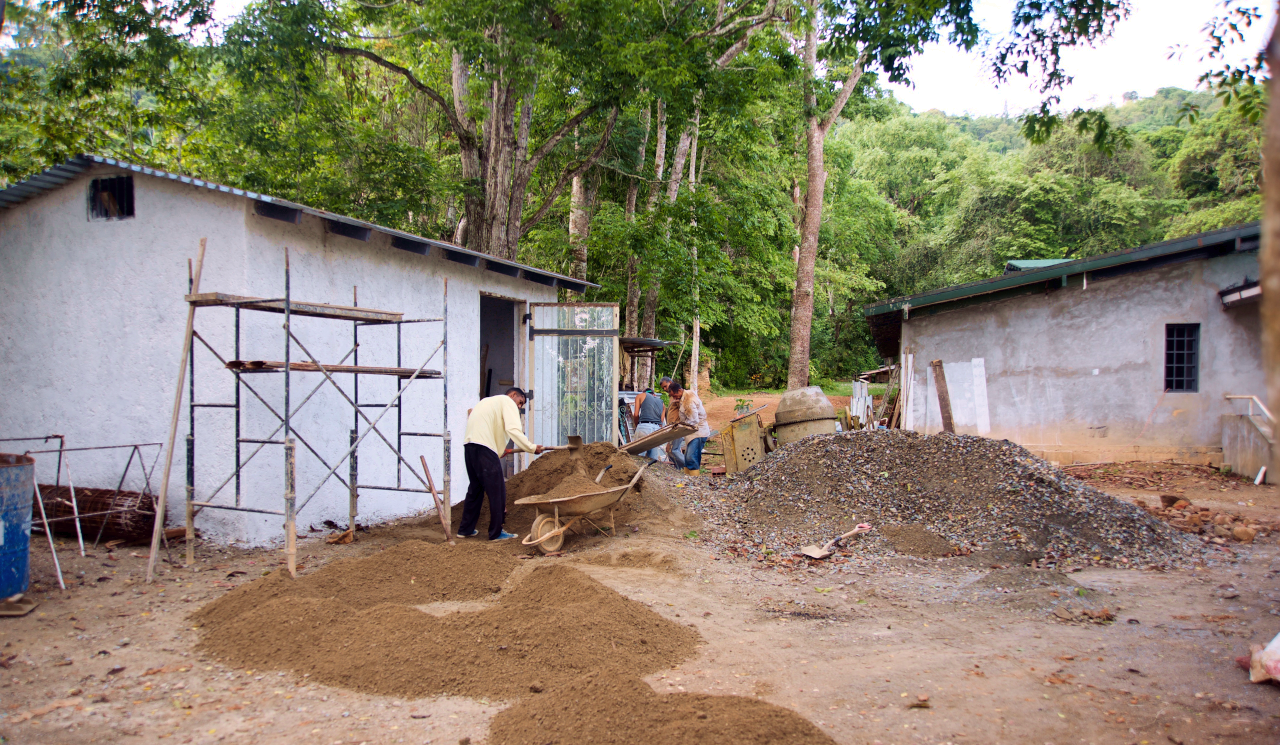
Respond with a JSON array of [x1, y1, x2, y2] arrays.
[[864, 223, 1270, 478], [0, 155, 619, 545]]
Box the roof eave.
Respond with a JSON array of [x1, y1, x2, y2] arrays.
[[0, 155, 599, 292], [864, 222, 1260, 317]]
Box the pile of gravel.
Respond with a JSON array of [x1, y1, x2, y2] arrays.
[[681, 430, 1202, 568]]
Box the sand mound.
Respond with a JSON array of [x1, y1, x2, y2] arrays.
[[580, 549, 679, 571], [194, 561, 700, 699], [191, 541, 517, 630], [439, 442, 644, 545], [881, 524, 956, 557], [539, 472, 613, 501], [685, 430, 1201, 567], [507, 442, 639, 501], [489, 671, 836, 745]]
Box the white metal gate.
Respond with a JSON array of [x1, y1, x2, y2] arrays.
[[527, 303, 619, 447]]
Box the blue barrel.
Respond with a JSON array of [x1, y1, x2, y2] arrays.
[[0, 453, 35, 598]]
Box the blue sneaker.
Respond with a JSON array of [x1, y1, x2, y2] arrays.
[[491, 531, 517, 541], [459, 529, 478, 537]]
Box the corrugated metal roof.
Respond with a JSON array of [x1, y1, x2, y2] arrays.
[[865, 221, 1260, 318], [1003, 258, 1071, 274], [0, 154, 597, 293]]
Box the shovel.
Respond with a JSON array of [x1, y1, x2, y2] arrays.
[[800, 523, 873, 560], [541, 435, 584, 456], [511, 435, 583, 457]]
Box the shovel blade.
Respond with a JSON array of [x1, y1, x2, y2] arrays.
[[799, 545, 831, 559], [566, 435, 584, 450]]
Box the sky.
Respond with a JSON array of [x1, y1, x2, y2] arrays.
[[881, 0, 1275, 117], [196, 0, 1275, 118]]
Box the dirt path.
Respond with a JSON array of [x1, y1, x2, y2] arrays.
[[701, 391, 850, 434], [2, 462, 1277, 744]]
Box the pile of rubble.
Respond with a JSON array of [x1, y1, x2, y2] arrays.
[[1136, 495, 1276, 544], [679, 430, 1203, 569]]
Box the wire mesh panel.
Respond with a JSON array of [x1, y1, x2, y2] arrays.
[[530, 304, 618, 446]]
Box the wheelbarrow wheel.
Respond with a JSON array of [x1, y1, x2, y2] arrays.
[[531, 514, 564, 554]]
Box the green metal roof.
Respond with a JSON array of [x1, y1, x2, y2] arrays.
[[1004, 259, 1071, 274], [864, 222, 1260, 318]]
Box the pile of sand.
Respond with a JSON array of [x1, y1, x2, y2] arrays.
[[881, 524, 958, 558], [193, 547, 700, 699], [489, 671, 837, 745], [445, 442, 644, 540], [534, 472, 613, 502], [191, 541, 517, 630], [579, 549, 679, 571], [507, 442, 639, 500]]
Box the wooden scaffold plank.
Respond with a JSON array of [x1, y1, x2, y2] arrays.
[[186, 292, 403, 323]]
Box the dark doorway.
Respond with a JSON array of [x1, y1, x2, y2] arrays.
[[479, 296, 517, 400], [480, 296, 518, 475]]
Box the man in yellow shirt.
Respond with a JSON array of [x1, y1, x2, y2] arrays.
[[459, 387, 545, 540]]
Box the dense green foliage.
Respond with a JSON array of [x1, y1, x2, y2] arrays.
[[0, 1, 1264, 390]]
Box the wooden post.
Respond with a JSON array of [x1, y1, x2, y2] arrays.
[[146, 238, 206, 583], [1264, 20, 1280, 478], [284, 438, 296, 576], [348, 429, 358, 537], [929, 359, 955, 434], [420, 455, 453, 543]]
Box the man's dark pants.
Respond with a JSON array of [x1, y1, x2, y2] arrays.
[[459, 443, 507, 540]]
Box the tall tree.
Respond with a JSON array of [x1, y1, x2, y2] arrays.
[[323, 0, 783, 259], [785, 0, 1132, 389], [786, 0, 980, 389]]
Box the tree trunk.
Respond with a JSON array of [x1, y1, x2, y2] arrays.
[[638, 100, 668, 388], [624, 102, 653, 380], [501, 83, 536, 260], [687, 107, 702, 391], [625, 102, 652, 221], [785, 5, 867, 390], [569, 128, 590, 279], [482, 76, 521, 258], [645, 100, 667, 212], [790, 176, 802, 264], [786, 115, 824, 389], [1264, 17, 1280, 474], [452, 50, 483, 248]]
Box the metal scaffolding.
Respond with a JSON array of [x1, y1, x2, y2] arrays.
[[181, 248, 449, 575]]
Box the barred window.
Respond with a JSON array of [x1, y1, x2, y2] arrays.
[[89, 176, 134, 220], [1164, 324, 1199, 392]]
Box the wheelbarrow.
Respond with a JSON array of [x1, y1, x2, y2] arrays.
[[517, 459, 655, 554]]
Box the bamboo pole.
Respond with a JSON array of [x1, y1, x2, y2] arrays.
[[146, 238, 206, 583]]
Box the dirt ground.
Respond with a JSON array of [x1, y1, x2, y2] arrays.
[[3, 460, 1279, 744], [702, 390, 850, 435]]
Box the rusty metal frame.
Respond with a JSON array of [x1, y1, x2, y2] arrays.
[[2, 437, 163, 590]]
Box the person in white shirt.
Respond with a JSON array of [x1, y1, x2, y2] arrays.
[[459, 388, 544, 540]]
